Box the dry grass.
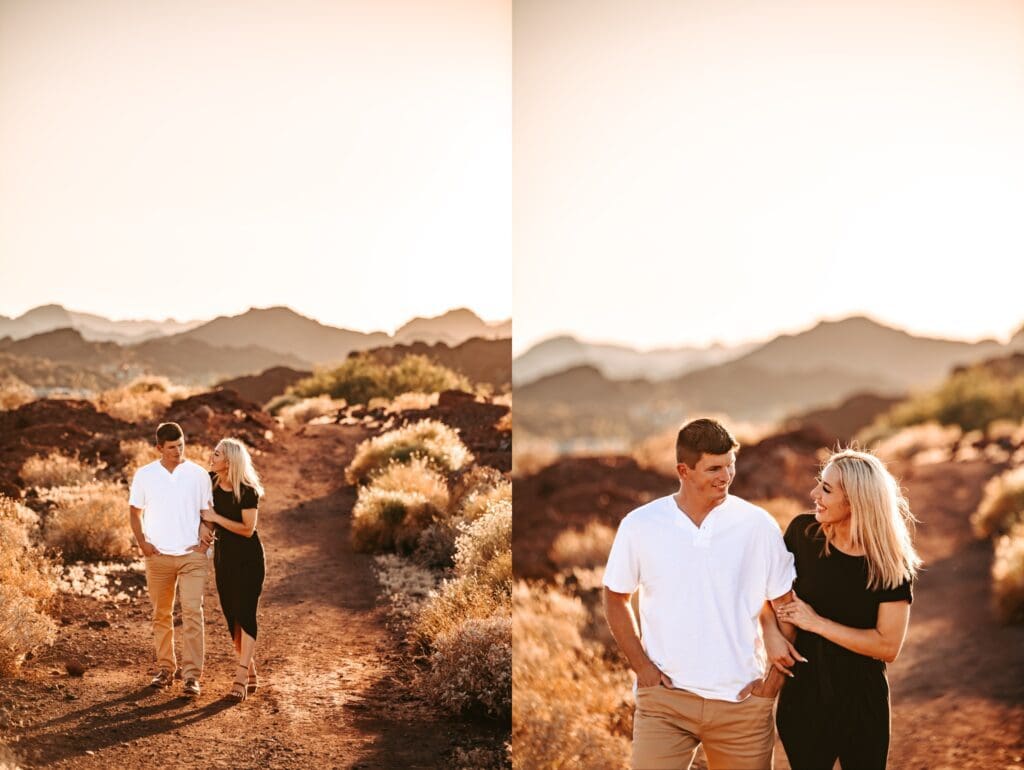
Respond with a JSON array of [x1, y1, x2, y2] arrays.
[[549, 521, 617, 572], [971, 465, 1024, 539], [93, 376, 191, 423], [512, 581, 631, 770], [346, 419, 474, 485], [0, 495, 58, 675], [753, 497, 806, 533], [411, 571, 509, 651], [454, 478, 512, 524], [0, 376, 35, 411], [423, 616, 512, 718], [20, 451, 101, 489], [993, 522, 1024, 623], [868, 422, 962, 463], [118, 439, 155, 482], [277, 395, 346, 426], [367, 391, 440, 414], [43, 481, 135, 561], [454, 498, 512, 581]]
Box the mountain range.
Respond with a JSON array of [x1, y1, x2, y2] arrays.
[[0, 305, 510, 388], [516, 316, 1024, 446]]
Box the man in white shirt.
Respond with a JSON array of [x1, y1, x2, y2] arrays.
[[603, 418, 798, 769], [129, 422, 215, 697]]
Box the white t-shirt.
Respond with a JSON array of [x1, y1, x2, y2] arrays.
[[603, 494, 796, 702], [129, 460, 213, 556]]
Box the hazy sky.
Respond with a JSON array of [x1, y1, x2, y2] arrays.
[[514, 0, 1024, 353], [0, 0, 510, 333]]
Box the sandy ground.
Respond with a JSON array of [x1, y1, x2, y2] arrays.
[[0, 424, 503, 769]]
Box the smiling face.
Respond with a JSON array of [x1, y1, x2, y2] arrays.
[[812, 463, 852, 526], [158, 437, 185, 466], [679, 450, 736, 509], [209, 443, 229, 474]]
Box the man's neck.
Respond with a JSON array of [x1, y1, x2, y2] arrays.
[[673, 488, 719, 528], [160, 458, 184, 473]]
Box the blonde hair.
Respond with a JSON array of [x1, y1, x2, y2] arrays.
[[214, 438, 264, 504], [820, 449, 921, 591]]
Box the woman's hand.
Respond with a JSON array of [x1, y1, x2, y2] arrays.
[[200, 508, 217, 523], [775, 594, 823, 633]]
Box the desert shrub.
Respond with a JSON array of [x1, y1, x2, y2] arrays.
[[454, 498, 512, 580], [93, 376, 189, 422], [993, 523, 1024, 623], [411, 572, 509, 651], [351, 487, 445, 554], [292, 353, 471, 405], [512, 581, 631, 770], [413, 521, 461, 568], [265, 392, 300, 415], [972, 465, 1024, 538], [0, 376, 35, 411], [119, 439, 155, 482], [450, 466, 506, 509], [451, 745, 510, 770], [423, 616, 512, 718], [44, 482, 135, 561], [0, 495, 58, 675], [549, 521, 617, 572], [275, 394, 345, 426], [20, 451, 100, 488], [454, 478, 512, 524], [867, 368, 1024, 436], [346, 420, 473, 485], [369, 456, 451, 510]]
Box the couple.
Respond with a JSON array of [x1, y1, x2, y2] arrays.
[[128, 421, 266, 701], [603, 418, 920, 770]]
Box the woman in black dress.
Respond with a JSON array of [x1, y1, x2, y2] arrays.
[[201, 437, 266, 701], [768, 449, 921, 770]]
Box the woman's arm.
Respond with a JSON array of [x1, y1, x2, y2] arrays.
[[200, 507, 258, 538], [777, 594, 910, 662]]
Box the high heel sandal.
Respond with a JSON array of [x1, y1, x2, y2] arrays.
[[247, 667, 259, 695], [228, 664, 249, 702]]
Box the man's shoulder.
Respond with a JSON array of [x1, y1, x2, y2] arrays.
[[181, 460, 210, 477], [723, 495, 783, 532], [619, 494, 676, 529], [132, 460, 161, 480]]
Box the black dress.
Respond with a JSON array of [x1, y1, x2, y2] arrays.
[[776, 513, 913, 770], [210, 473, 266, 641]]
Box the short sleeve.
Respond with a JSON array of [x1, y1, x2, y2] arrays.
[[240, 484, 259, 509], [783, 514, 807, 554], [764, 521, 796, 601], [128, 471, 146, 508], [202, 472, 214, 508], [603, 517, 640, 594], [876, 577, 913, 605]]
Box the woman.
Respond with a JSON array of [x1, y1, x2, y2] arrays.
[[769, 449, 921, 770], [201, 438, 266, 701]]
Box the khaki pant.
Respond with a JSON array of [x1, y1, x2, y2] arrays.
[[632, 686, 776, 770], [144, 552, 208, 680]]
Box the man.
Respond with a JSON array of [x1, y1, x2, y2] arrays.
[[129, 422, 215, 697], [603, 418, 800, 770]]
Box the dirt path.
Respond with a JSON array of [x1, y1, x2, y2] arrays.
[[0, 424, 497, 768]]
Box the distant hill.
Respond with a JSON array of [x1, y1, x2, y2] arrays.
[[167, 307, 388, 365], [513, 334, 752, 385], [216, 366, 312, 406], [0, 327, 307, 386], [0, 304, 201, 343], [363, 337, 512, 390], [394, 308, 510, 346]]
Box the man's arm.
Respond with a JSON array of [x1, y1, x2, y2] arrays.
[[603, 587, 672, 688], [129, 505, 159, 556]]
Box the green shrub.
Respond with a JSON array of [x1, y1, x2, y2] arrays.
[[292, 353, 471, 405], [346, 420, 473, 485], [351, 487, 446, 554]]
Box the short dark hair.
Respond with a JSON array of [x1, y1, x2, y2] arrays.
[[676, 418, 739, 468], [155, 422, 184, 445]]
